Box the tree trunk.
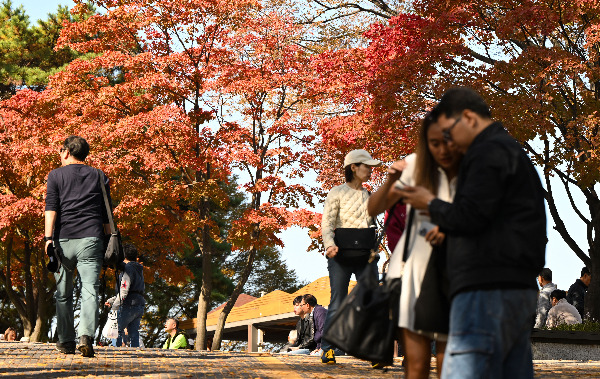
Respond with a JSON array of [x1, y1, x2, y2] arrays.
[[584, 197, 600, 322], [195, 225, 213, 351], [586, 253, 600, 322], [211, 245, 258, 350]]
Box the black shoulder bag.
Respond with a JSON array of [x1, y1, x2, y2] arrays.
[[323, 204, 414, 365], [98, 169, 124, 267]]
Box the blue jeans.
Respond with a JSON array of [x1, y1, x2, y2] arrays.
[[442, 288, 537, 379], [112, 305, 144, 347], [320, 258, 378, 353], [54, 237, 103, 343]]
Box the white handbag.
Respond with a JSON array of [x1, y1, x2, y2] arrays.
[[102, 310, 119, 339]]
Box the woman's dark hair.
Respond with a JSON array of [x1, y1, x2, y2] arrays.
[[62, 135, 90, 161], [344, 163, 362, 183], [414, 116, 441, 195]]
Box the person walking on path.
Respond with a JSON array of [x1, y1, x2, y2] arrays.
[[399, 87, 546, 379], [535, 268, 557, 328], [320, 149, 381, 365], [105, 243, 145, 348], [566, 267, 591, 319], [45, 136, 111, 357], [368, 113, 462, 378]]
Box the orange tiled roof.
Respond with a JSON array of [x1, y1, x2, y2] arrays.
[[208, 293, 257, 315], [201, 276, 356, 327]]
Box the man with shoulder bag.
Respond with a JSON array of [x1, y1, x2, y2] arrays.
[[45, 136, 111, 357]]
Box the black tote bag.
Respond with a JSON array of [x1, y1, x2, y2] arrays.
[[323, 205, 413, 365]]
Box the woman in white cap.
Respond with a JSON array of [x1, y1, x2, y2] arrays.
[[368, 113, 461, 377], [319, 149, 382, 364]]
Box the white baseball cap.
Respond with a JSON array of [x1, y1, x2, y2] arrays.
[[343, 149, 381, 168]]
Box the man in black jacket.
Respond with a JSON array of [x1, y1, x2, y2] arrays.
[[566, 267, 591, 318], [285, 296, 316, 354], [400, 88, 546, 379]]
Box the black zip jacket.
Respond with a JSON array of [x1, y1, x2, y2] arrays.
[[429, 122, 546, 298], [292, 313, 316, 350], [566, 278, 587, 317]]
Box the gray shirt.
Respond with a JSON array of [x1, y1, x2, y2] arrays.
[[535, 282, 557, 328]]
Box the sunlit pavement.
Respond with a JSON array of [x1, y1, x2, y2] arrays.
[[0, 342, 598, 378]]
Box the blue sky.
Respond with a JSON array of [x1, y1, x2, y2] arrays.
[[15, 0, 590, 292]]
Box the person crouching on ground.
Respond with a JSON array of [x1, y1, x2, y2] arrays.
[[546, 290, 582, 328], [284, 296, 316, 354], [302, 294, 327, 356], [105, 243, 145, 348], [163, 318, 188, 349]]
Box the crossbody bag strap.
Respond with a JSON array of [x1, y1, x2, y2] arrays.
[[402, 207, 416, 263], [368, 200, 402, 263], [97, 169, 116, 234]]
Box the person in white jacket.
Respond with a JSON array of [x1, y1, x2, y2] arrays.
[[546, 289, 582, 328]]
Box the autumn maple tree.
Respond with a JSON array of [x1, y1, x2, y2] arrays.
[[203, 7, 322, 349], [0, 1, 97, 340], [310, 0, 600, 320], [0, 0, 324, 346]]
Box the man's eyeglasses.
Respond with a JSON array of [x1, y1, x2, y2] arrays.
[[442, 117, 461, 142], [59, 147, 67, 153]]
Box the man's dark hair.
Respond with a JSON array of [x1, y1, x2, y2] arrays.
[[303, 294, 317, 307], [170, 318, 180, 329], [550, 289, 567, 301], [344, 163, 362, 183], [428, 87, 492, 123], [63, 136, 90, 161], [581, 267, 591, 277], [292, 295, 303, 305], [123, 243, 138, 261], [539, 268, 552, 282]]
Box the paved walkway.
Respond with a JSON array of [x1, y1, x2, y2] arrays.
[[0, 342, 599, 378]]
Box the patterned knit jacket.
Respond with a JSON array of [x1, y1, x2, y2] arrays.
[[321, 183, 374, 250]]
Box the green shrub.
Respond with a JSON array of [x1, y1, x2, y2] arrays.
[[543, 321, 600, 332]]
